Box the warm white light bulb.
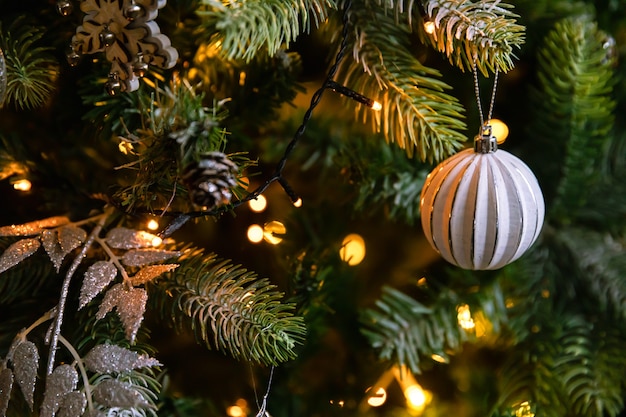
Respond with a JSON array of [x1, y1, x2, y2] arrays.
[[263, 220, 286, 245], [405, 385, 427, 409], [424, 21, 436, 34], [13, 179, 32, 192], [339, 234, 366, 266], [293, 198, 303, 208], [371, 101, 382, 111], [226, 405, 245, 417], [366, 387, 387, 407], [146, 219, 159, 231], [457, 304, 475, 330], [487, 119, 509, 144], [249, 195, 267, 212], [247, 224, 264, 243]]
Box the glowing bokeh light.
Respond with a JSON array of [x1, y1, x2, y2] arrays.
[[226, 405, 245, 417], [366, 387, 387, 407], [263, 220, 286, 244], [146, 219, 159, 231], [13, 179, 32, 192], [247, 224, 264, 243], [249, 195, 267, 212], [339, 234, 366, 266], [424, 21, 436, 34], [488, 119, 509, 144], [457, 304, 476, 330]]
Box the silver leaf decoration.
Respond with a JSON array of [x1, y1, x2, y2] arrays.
[[0, 238, 41, 274], [0, 216, 70, 237], [83, 344, 161, 374], [129, 264, 178, 286], [58, 226, 87, 254], [121, 249, 181, 267], [42, 229, 64, 271], [79, 261, 118, 309], [10, 340, 39, 410], [42, 226, 87, 272], [0, 367, 14, 416], [92, 379, 151, 409], [105, 228, 160, 249], [40, 364, 79, 417], [57, 391, 87, 417], [96, 284, 147, 343]]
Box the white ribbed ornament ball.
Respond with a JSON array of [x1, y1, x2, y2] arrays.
[[420, 132, 545, 270]]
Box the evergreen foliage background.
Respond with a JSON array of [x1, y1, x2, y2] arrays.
[[1, 0, 626, 416]]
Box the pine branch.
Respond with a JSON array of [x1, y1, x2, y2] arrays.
[[113, 81, 254, 213], [360, 286, 467, 373], [420, 0, 525, 74], [0, 19, 59, 110], [338, 2, 467, 162], [190, 48, 304, 130], [527, 15, 615, 223], [556, 228, 626, 320], [196, 0, 336, 61], [496, 315, 626, 417], [576, 132, 626, 233], [149, 247, 306, 366], [347, 142, 430, 225]]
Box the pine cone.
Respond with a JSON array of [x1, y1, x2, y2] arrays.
[[182, 152, 239, 210]]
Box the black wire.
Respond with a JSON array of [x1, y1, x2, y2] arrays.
[[159, 0, 353, 238]]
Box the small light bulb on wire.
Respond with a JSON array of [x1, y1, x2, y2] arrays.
[[326, 80, 381, 111], [249, 195, 267, 212], [13, 179, 32, 192], [146, 219, 159, 231]]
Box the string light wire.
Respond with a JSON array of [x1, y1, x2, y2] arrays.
[[160, 0, 356, 238]]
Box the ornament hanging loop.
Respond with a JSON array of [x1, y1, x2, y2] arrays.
[[472, 59, 500, 153]]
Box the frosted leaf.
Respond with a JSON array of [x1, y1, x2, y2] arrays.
[[83, 344, 161, 374], [105, 228, 160, 249], [40, 364, 78, 417], [59, 226, 87, 254], [0, 216, 70, 237], [121, 249, 181, 267], [92, 379, 151, 409], [57, 391, 87, 417], [96, 284, 147, 343], [42, 226, 86, 272], [0, 367, 14, 416], [10, 340, 39, 410], [42, 230, 64, 271], [129, 264, 178, 286], [0, 238, 41, 274], [79, 261, 118, 309]]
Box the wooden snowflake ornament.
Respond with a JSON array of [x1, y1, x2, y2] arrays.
[[69, 0, 178, 94]]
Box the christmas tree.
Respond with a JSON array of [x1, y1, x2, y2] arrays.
[[1, 0, 625, 416]]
